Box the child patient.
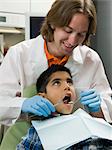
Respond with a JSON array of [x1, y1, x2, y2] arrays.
[[17, 64, 77, 149], [17, 64, 112, 150]]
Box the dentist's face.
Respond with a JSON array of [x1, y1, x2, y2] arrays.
[[48, 13, 89, 57]]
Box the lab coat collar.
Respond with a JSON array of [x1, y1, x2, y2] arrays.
[[35, 35, 89, 65], [72, 45, 91, 64], [36, 35, 83, 65]]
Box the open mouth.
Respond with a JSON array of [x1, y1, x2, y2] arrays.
[[63, 95, 72, 104]]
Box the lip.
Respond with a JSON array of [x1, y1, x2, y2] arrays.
[[64, 41, 75, 48], [62, 93, 73, 104], [62, 42, 74, 54]]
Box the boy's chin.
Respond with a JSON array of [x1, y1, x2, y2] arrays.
[[62, 111, 72, 115], [58, 109, 73, 115]]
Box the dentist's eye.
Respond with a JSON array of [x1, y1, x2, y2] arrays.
[[63, 27, 72, 34]]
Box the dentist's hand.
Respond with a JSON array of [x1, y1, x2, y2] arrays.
[[80, 89, 101, 112], [21, 95, 56, 117]]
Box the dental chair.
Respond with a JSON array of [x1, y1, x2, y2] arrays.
[[0, 84, 37, 150]]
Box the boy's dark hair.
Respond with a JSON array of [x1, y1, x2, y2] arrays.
[[36, 64, 72, 93]]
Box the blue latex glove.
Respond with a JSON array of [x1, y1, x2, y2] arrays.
[[80, 89, 101, 112], [21, 95, 55, 117]]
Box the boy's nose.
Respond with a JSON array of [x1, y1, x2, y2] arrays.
[[64, 84, 70, 91]]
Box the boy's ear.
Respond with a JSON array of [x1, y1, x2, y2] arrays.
[[38, 92, 46, 98]]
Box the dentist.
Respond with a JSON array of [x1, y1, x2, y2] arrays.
[[0, 0, 112, 126]]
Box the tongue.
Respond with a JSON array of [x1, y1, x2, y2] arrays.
[[64, 100, 69, 104]]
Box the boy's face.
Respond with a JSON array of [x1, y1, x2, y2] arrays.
[[40, 71, 77, 114]]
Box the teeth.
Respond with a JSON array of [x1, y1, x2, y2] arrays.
[[68, 101, 74, 104]]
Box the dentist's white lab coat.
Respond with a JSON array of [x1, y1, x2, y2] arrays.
[[0, 35, 112, 126]]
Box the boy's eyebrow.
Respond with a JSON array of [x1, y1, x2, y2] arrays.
[[67, 78, 73, 81], [51, 78, 61, 82], [51, 77, 72, 82]]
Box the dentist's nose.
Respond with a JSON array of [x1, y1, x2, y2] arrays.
[[68, 33, 79, 46]]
